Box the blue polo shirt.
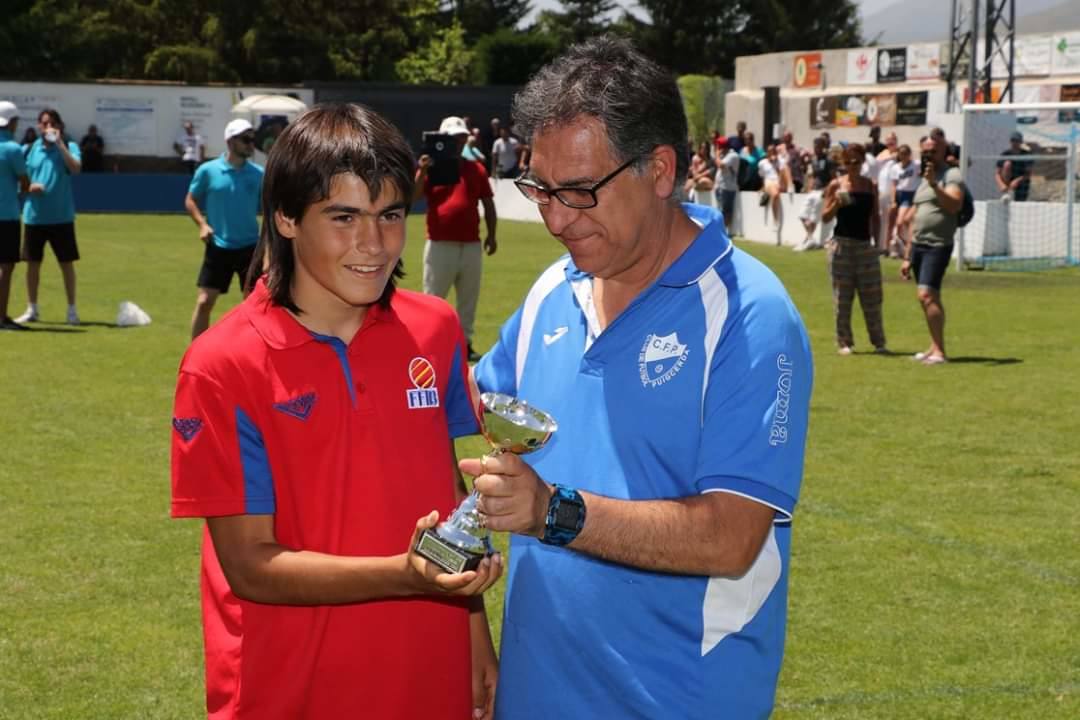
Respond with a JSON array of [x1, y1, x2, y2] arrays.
[[0, 129, 27, 222], [22, 138, 80, 225], [475, 204, 813, 719], [188, 155, 263, 249]]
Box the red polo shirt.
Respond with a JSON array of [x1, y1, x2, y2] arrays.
[[423, 159, 493, 242], [171, 280, 480, 719]]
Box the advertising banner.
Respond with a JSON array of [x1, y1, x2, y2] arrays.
[[794, 52, 822, 88], [94, 97, 157, 155], [895, 92, 929, 125], [1051, 32, 1080, 75], [906, 43, 941, 81], [1015, 35, 1052, 76], [876, 48, 907, 84], [847, 49, 876, 85], [810, 95, 838, 129]]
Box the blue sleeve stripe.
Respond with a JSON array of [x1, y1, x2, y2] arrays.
[[235, 406, 276, 514], [700, 477, 795, 520], [445, 342, 480, 438]]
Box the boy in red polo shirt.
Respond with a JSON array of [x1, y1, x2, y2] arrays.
[[171, 104, 501, 720]]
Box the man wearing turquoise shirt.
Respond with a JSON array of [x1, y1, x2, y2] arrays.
[[0, 101, 30, 329], [184, 118, 263, 339], [14, 108, 82, 326]]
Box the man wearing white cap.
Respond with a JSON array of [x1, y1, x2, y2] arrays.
[[0, 101, 30, 329], [183, 118, 263, 339], [412, 115, 497, 362]]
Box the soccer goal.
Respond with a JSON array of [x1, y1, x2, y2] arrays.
[[960, 102, 1079, 271]]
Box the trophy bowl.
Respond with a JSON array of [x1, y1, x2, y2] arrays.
[[414, 392, 558, 574]]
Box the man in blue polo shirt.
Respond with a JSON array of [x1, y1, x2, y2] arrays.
[[15, 108, 81, 326], [464, 37, 813, 719], [0, 101, 30, 329], [184, 118, 263, 339]]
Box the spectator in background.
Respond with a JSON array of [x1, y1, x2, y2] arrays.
[[876, 131, 898, 255], [79, 125, 105, 172], [713, 136, 740, 225], [739, 131, 765, 191], [413, 115, 497, 362], [821, 143, 886, 355], [757, 143, 784, 228], [491, 125, 521, 179], [174, 121, 206, 176], [901, 128, 964, 366], [890, 143, 920, 258], [781, 130, 806, 192], [795, 134, 836, 252], [867, 125, 885, 156], [14, 108, 82, 326], [995, 131, 1031, 201], [20, 126, 36, 151], [727, 120, 747, 153], [683, 141, 715, 202], [462, 127, 486, 164], [183, 118, 263, 339], [0, 101, 30, 330], [482, 117, 501, 173]]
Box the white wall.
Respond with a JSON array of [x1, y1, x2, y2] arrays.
[[0, 81, 314, 157]]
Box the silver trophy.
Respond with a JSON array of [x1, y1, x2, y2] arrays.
[[415, 392, 558, 574]]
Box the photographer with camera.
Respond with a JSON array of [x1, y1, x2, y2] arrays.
[[901, 128, 964, 366], [413, 116, 497, 362]]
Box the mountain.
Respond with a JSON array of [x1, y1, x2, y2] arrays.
[[861, 0, 1077, 45]]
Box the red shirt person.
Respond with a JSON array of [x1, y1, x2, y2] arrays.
[[171, 104, 501, 720], [413, 115, 497, 362]]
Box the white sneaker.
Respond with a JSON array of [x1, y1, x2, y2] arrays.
[[14, 306, 38, 323], [66, 307, 80, 326]]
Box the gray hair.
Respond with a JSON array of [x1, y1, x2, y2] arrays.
[[512, 35, 689, 185]]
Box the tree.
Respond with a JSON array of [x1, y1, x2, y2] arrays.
[[470, 28, 559, 85], [454, 0, 533, 42], [634, 0, 861, 77], [533, 0, 615, 46], [396, 19, 475, 85]]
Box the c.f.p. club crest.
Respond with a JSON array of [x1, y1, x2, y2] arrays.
[[638, 332, 689, 388]]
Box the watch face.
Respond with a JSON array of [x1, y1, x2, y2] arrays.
[[554, 502, 580, 529]]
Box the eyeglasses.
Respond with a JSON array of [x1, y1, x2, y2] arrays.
[[236, 135, 255, 144], [514, 156, 639, 210]]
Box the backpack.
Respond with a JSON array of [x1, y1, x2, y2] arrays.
[[958, 184, 975, 228]]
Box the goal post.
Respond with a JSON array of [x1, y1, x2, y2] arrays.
[[959, 102, 1080, 271]]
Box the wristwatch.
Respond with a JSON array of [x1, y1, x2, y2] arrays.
[[541, 484, 586, 546]]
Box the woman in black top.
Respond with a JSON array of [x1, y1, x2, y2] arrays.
[[821, 143, 887, 355]]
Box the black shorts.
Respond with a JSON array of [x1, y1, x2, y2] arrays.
[[23, 223, 79, 263], [912, 243, 952, 291], [197, 242, 257, 294], [0, 220, 20, 264]]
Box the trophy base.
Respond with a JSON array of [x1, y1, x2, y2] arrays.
[[415, 529, 486, 574]]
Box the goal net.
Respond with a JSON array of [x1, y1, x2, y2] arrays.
[[960, 102, 1080, 271]]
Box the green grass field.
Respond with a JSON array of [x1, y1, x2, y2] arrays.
[[1, 213, 1078, 718]]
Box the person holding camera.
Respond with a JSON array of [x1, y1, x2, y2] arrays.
[[413, 116, 497, 362], [821, 143, 886, 355], [901, 128, 964, 366], [14, 108, 82, 326]]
